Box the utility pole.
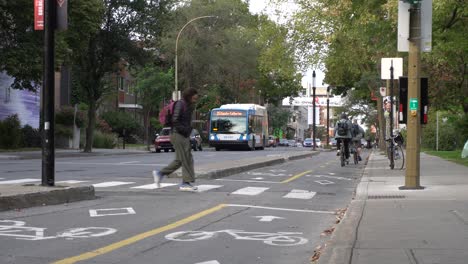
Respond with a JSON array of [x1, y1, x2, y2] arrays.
[[42, 0, 55, 186], [326, 86, 330, 147], [312, 71, 316, 150], [400, 2, 423, 190]]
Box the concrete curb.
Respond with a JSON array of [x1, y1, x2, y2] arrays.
[[169, 151, 320, 179], [0, 151, 150, 160], [317, 151, 372, 264], [0, 186, 96, 212]]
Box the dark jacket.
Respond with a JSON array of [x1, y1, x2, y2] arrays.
[[172, 99, 193, 138]]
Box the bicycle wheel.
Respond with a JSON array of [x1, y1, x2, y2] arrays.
[[353, 149, 358, 165], [165, 231, 214, 241], [387, 144, 394, 169], [264, 234, 308, 246], [340, 145, 345, 167], [393, 145, 405, 170]]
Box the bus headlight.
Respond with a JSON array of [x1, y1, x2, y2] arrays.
[[210, 134, 215, 140]]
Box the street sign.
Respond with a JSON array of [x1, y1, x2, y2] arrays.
[[34, 0, 44, 30], [398, 0, 432, 52], [381, 58, 403, 80], [409, 98, 418, 111]]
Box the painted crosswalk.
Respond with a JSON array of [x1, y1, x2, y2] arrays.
[[231, 187, 269, 196], [283, 189, 316, 199], [0, 179, 40, 185], [0, 178, 319, 200], [93, 181, 135, 188]]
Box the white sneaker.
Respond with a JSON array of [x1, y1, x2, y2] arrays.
[[336, 150, 340, 156], [179, 183, 198, 192], [153, 170, 163, 188]]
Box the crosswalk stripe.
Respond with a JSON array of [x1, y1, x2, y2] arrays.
[[56, 180, 90, 184], [196, 185, 222, 192], [283, 189, 316, 199], [131, 183, 178, 189], [0, 179, 40, 185], [231, 187, 269, 196], [93, 181, 135, 188]]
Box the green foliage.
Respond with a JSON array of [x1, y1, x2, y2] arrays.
[[0, 115, 22, 149], [267, 105, 290, 133], [55, 106, 86, 128], [92, 131, 116, 149], [101, 111, 141, 139], [21, 125, 41, 148], [421, 111, 466, 151], [0, 0, 43, 91]]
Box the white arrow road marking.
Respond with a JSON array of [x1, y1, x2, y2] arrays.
[[196, 185, 222, 192], [89, 207, 136, 217], [247, 172, 290, 177], [283, 189, 316, 199], [251, 177, 264, 180], [314, 175, 352, 181], [131, 183, 178, 189], [254, 216, 285, 222], [92, 181, 135, 188], [0, 179, 40, 184], [231, 187, 269, 196], [195, 261, 220, 264], [315, 180, 335, 185]]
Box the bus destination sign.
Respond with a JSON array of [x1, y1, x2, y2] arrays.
[[214, 110, 245, 117]]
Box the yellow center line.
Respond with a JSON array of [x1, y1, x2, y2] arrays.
[[52, 204, 227, 264], [281, 170, 312, 184]]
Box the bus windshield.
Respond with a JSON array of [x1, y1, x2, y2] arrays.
[[211, 116, 247, 134]]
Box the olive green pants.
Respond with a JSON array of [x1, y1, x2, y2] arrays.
[[160, 132, 195, 183]]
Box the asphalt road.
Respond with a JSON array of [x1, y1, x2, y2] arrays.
[[0, 148, 369, 264]]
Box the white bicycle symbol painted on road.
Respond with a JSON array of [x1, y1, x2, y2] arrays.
[[0, 220, 116, 241], [165, 229, 308, 246]]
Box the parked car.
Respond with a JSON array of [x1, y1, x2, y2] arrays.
[[278, 138, 289, 146], [330, 138, 337, 148], [154, 127, 174, 153], [267, 136, 277, 147], [190, 129, 203, 151], [315, 138, 322, 148], [303, 138, 313, 147], [288, 139, 297, 147]]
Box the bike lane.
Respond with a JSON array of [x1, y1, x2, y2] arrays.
[[0, 151, 367, 264]]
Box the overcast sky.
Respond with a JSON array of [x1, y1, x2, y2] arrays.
[[248, 0, 326, 88]]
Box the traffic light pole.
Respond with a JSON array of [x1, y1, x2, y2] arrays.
[[400, 3, 423, 190], [42, 0, 55, 186]]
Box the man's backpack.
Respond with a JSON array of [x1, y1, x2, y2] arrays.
[[352, 124, 360, 137], [159, 100, 185, 127], [337, 120, 349, 136]]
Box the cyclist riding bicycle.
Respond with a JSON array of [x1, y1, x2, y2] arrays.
[[351, 119, 365, 161], [334, 113, 352, 162]]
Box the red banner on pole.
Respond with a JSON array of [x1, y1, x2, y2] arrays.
[[34, 0, 44, 30]]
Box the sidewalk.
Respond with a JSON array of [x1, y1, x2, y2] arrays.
[[0, 147, 150, 160], [0, 150, 319, 212], [319, 151, 468, 264]]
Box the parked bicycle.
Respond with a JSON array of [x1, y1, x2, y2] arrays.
[[387, 130, 405, 170], [165, 229, 308, 246]]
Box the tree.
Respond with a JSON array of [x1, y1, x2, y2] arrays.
[[0, 0, 44, 91], [66, 0, 174, 152], [133, 65, 174, 149]]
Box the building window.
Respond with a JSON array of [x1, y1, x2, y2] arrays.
[[118, 77, 124, 91]]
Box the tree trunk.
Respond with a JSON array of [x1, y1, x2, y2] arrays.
[[377, 96, 386, 152], [144, 109, 150, 151], [84, 101, 96, 152]]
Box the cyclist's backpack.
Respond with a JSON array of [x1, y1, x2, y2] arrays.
[[352, 124, 360, 137], [159, 100, 185, 127], [337, 120, 349, 136]]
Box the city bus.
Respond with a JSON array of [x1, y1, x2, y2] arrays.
[[209, 104, 268, 151]]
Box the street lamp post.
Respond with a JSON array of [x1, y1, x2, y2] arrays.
[[312, 70, 316, 151], [326, 86, 331, 147], [174, 16, 216, 100]]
